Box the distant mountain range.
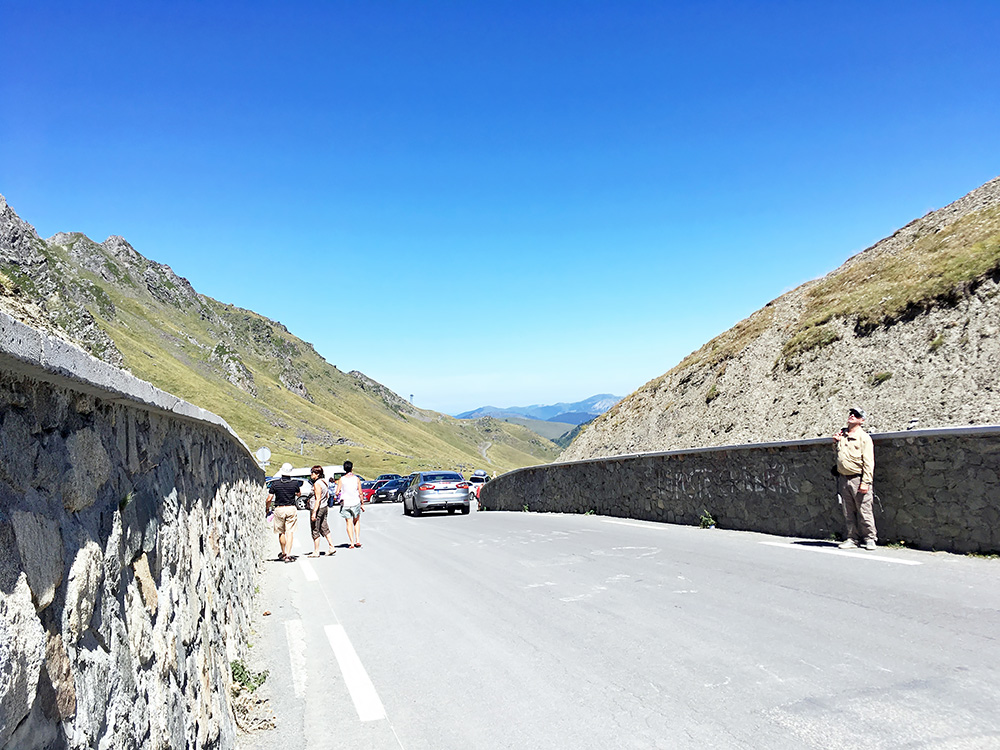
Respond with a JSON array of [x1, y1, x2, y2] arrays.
[[456, 394, 621, 425]]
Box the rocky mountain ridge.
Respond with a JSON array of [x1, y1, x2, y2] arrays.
[[563, 176, 1000, 460], [0, 196, 560, 472]]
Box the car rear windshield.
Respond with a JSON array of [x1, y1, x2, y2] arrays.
[[423, 473, 462, 482]]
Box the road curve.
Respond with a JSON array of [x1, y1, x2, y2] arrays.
[[238, 503, 1000, 750]]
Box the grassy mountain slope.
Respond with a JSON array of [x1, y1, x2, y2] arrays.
[[0, 199, 559, 474], [563, 176, 1000, 460], [499, 417, 576, 441]]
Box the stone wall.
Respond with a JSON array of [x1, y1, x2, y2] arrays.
[[0, 312, 266, 749], [481, 427, 1000, 554]]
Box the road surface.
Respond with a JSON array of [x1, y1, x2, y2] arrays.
[[237, 502, 1000, 749]]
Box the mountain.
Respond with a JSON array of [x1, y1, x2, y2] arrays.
[[0, 195, 561, 474], [562, 176, 1000, 461], [457, 394, 621, 423]]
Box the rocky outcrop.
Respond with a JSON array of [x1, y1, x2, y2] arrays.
[[0, 312, 265, 749], [350, 370, 419, 418], [564, 176, 1000, 461], [0, 200, 125, 368]]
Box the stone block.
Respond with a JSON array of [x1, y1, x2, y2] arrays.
[[11, 508, 64, 611], [62, 540, 103, 647], [0, 408, 37, 492], [133, 553, 158, 615], [0, 574, 46, 748], [42, 631, 76, 720], [63, 429, 112, 512]]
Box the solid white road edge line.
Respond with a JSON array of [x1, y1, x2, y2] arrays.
[[325, 624, 387, 722], [601, 519, 663, 529], [284, 620, 308, 698], [760, 541, 922, 565]]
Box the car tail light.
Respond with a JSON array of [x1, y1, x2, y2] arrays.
[[456, 482, 470, 489], [418, 484, 435, 490]]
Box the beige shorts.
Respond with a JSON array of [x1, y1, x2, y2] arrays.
[[272, 505, 298, 534]]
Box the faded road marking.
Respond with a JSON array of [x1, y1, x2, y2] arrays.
[[325, 624, 387, 722], [299, 559, 319, 582], [760, 541, 921, 565], [600, 519, 664, 530], [284, 620, 308, 698]]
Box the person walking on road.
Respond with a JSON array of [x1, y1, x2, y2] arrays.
[[307, 465, 336, 557], [266, 462, 301, 562], [833, 407, 876, 550], [335, 460, 364, 548]]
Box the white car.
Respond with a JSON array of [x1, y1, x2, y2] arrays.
[[468, 470, 490, 499]]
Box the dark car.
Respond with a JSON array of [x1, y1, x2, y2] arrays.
[[376, 473, 402, 482], [402, 471, 471, 516], [372, 478, 407, 503]]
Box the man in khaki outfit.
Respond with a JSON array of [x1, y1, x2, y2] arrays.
[[833, 407, 876, 550]]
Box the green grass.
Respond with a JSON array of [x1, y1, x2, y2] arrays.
[[781, 323, 841, 364], [792, 206, 1000, 340], [870, 371, 893, 386], [21, 235, 562, 476], [499, 416, 577, 441]]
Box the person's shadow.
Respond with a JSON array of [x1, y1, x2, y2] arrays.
[[791, 540, 840, 548]]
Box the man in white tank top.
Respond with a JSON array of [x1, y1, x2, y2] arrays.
[[335, 459, 364, 548]]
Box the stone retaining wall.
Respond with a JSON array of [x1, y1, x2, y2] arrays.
[[480, 427, 1000, 554], [0, 313, 265, 749]]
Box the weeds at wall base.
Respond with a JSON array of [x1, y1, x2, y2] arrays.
[[231, 660, 268, 693]]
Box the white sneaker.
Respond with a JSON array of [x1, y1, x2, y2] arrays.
[[864, 539, 876, 550], [838, 540, 858, 549]]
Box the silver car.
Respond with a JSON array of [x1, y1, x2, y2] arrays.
[[402, 471, 471, 516]]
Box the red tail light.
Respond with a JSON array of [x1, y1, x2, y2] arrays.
[[457, 482, 470, 489], [418, 484, 435, 490]]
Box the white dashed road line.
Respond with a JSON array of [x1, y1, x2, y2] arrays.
[[760, 541, 922, 565], [298, 558, 319, 581], [325, 624, 387, 722], [284, 619, 309, 698]]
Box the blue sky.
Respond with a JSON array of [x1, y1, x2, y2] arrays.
[[3, 1, 999, 415]]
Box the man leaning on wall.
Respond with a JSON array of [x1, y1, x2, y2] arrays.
[[833, 407, 876, 550]]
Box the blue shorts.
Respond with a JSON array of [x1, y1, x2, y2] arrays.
[[339, 504, 362, 520]]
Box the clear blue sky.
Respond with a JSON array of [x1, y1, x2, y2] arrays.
[[3, 1, 999, 415]]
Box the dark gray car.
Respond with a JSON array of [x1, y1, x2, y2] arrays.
[[373, 478, 407, 503], [402, 471, 471, 516]]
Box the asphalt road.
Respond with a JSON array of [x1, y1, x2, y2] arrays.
[[237, 502, 1000, 750]]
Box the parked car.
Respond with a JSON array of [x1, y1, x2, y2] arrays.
[[372, 478, 407, 503], [360, 480, 378, 503], [467, 469, 490, 500], [402, 471, 471, 516], [376, 473, 402, 482]]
